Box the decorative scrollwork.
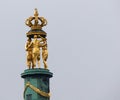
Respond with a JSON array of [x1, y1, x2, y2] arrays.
[[24, 82, 50, 98]]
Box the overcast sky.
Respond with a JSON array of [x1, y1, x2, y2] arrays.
[[0, 0, 120, 100]]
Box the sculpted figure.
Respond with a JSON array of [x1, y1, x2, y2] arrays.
[[25, 38, 33, 69], [41, 38, 48, 69], [32, 35, 41, 68]]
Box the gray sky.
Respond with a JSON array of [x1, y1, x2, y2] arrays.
[[0, 0, 120, 100]]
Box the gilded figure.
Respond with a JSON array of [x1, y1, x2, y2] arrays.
[[32, 35, 41, 68], [25, 38, 33, 69], [41, 38, 48, 69]]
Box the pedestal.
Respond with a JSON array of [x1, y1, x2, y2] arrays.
[[21, 68, 53, 100]]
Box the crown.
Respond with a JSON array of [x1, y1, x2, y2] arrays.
[[25, 8, 47, 38]]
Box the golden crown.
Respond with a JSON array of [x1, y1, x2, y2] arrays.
[[25, 9, 47, 38], [25, 8, 47, 30]]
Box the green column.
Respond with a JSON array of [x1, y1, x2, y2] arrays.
[[21, 68, 53, 100]]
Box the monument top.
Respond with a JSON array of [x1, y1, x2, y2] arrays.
[[25, 9, 48, 69]]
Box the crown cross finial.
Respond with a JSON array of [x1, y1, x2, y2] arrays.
[[34, 8, 39, 26], [34, 8, 39, 16]]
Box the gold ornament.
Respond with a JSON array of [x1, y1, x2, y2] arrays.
[[25, 8, 47, 30], [25, 9, 49, 69], [24, 82, 50, 98]]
